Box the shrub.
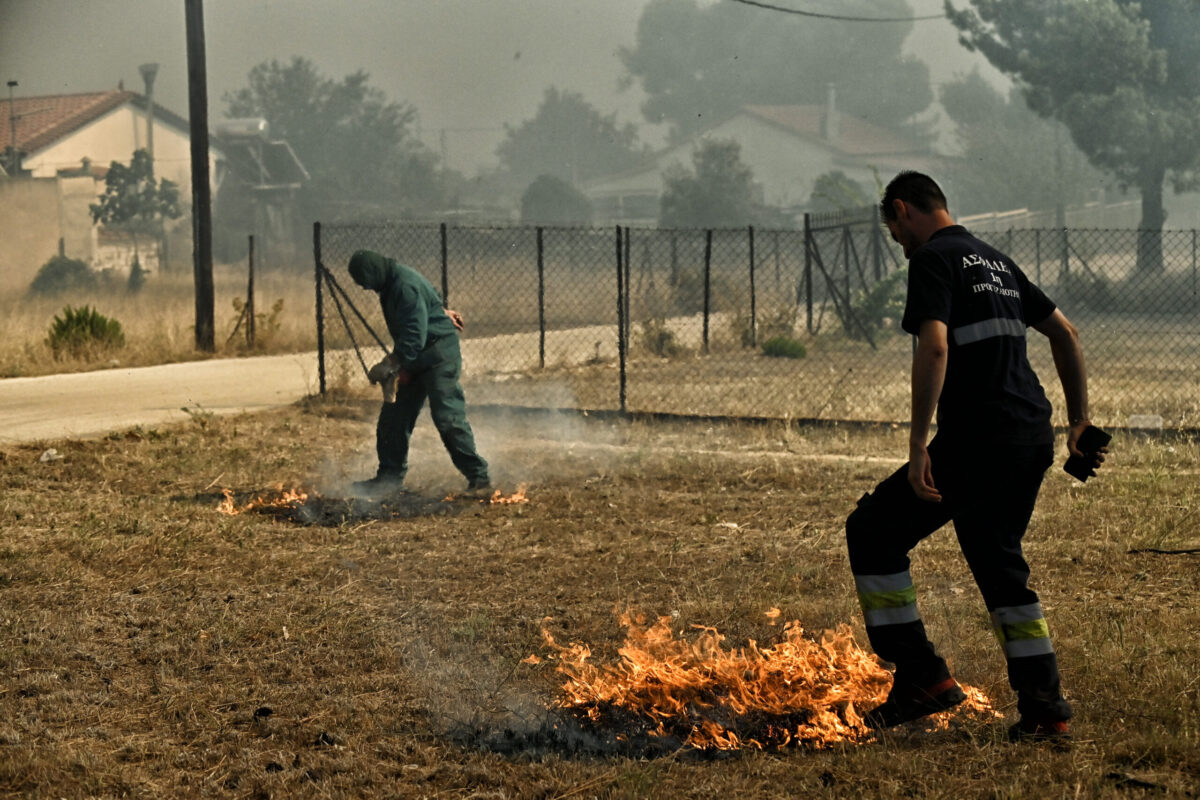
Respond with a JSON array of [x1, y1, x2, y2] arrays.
[[230, 297, 285, 348], [671, 269, 736, 315], [46, 305, 125, 360], [638, 317, 682, 357], [732, 305, 798, 348], [29, 255, 97, 295], [761, 335, 807, 359], [847, 268, 907, 342]]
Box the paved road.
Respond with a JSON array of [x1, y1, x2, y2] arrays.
[[0, 313, 710, 445], [0, 353, 318, 444]]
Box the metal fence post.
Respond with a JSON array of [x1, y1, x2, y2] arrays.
[[313, 221, 325, 395], [803, 214, 814, 334], [703, 229, 712, 354], [748, 225, 757, 348], [537, 226, 545, 369], [247, 234, 255, 348], [616, 225, 626, 414], [439, 221, 449, 305], [624, 226, 632, 345], [842, 226, 851, 320]]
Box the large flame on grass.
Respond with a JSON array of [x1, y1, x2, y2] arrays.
[[217, 486, 310, 515], [534, 610, 999, 751]]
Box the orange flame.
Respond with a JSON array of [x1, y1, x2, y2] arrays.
[[489, 484, 528, 504], [443, 484, 530, 504], [535, 611, 999, 750], [217, 486, 309, 515]]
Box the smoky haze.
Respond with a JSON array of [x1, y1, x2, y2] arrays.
[[0, 0, 999, 176]]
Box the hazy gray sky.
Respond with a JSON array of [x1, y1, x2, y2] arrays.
[[0, 0, 1000, 174]]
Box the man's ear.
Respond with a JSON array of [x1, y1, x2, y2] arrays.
[[891, 198, 908, 221]]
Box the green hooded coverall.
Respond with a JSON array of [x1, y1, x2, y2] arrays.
[[347, 250, 489, 488]]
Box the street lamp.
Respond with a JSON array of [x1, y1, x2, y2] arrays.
[[138, 63, 159, 176], [6, 80, 17, 175]]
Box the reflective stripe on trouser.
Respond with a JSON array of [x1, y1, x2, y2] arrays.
[[991, 602, 1055, 658], [855, 571, 920, 627]]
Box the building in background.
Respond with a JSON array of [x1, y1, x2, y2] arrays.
[[0, 87, 223, 290], [584, 92, 938, 226]]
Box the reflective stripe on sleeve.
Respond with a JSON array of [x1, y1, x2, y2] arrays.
[[952, 317, 1026, 346]]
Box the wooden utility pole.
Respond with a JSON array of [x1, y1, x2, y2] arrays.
[[185, 0, 214, 351]]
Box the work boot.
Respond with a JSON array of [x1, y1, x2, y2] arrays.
[[862, 677, 967, 729], [467, 476, 492, 491], [1007, 718, 1071, 744], [350, 471, 406, 499]]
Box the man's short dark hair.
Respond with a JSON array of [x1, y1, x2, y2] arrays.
[[881, 171, 948, 221]]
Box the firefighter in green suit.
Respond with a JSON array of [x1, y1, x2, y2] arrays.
[[347, 250, 490, 495]]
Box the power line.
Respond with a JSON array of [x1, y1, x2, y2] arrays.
[[726, 0, 944, 22]]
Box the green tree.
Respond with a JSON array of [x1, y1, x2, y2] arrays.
[[808, 170, 871, 213], [659, 138, 759, 228], [89, 148, 182, 270], [223, 57, 441, 223], [621, 0, 933, 142], [940, 70, 1106, 216], [947, 0, 1200, 272], [520, 175, 593, 225], [498, 87, 646, 187]]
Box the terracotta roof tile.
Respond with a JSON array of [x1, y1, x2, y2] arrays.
[[0, 90, 192, 156]]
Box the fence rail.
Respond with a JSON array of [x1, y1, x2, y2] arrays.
[[314, 215, 1200, 430]]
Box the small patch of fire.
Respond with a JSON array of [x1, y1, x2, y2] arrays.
[[444, 484, 529, 505], [530, 611, 1000, 752], [217, 486, 310, 515]]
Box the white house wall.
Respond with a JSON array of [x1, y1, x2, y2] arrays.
[[23, 104, 218, 193]]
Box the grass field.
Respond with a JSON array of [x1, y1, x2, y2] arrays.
[[0, 267, 317, 379], [1, 396, 1197, 798]]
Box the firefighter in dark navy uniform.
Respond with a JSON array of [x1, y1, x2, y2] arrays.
[[845, 172, 1105, 742]]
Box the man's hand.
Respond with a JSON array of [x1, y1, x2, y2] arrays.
[[908, 441, 942, 502], [446, 309, 465, 332], [1067, 419, 1108, 468], [367, 358, 395, 385]]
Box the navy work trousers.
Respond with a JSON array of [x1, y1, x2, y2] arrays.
[[845, 436, 1071, 722]]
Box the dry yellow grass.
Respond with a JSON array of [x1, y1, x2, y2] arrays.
[[0, 266, 317, 378], [0, 402, 1196, 797]]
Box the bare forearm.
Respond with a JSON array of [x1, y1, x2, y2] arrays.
[[1050, 334, 1089, 423], [1036, 311, 1090, 424], [910, 325, 948, 447]]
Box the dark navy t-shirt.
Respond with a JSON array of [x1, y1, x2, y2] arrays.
[[901, 225, 1056, 446]]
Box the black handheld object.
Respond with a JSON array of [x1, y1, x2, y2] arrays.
[[1064, 425, 1111, 482]]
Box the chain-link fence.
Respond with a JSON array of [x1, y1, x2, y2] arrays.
[[314, 216, 1200, 430]]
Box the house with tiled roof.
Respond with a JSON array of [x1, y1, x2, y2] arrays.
[[0, 88, 226, 291], [2, 89, 209, 185], [584, 90, 941, 225]]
